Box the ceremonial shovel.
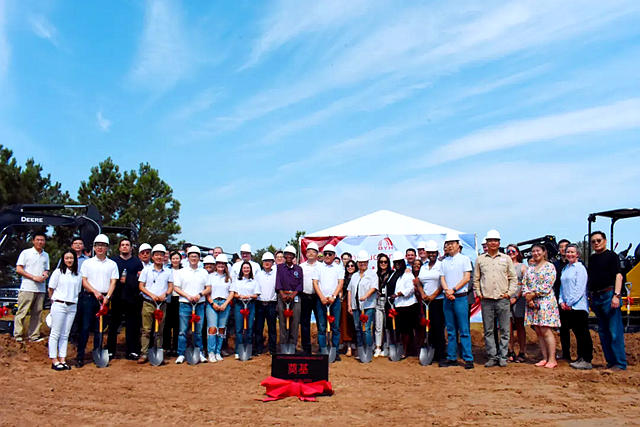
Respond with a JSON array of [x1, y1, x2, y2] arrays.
[[387, 299, 402, 362], [419, 302, 435, 366], [148, 302, 164, 366], [238, 299, 252, 361], [92, 304, 109, 368], [185, 302, 200, 365]]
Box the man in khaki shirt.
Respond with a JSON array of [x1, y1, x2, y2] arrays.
[[473, 229, 517, 367]]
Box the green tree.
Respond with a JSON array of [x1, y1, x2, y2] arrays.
[[78, 158, 181, 246], [286, 230, 306, 254]]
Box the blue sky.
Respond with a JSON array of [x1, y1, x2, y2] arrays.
[[1, 0, 640, 253]]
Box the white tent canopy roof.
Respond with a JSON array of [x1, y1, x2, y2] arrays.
[[307, 210, 466, 237]]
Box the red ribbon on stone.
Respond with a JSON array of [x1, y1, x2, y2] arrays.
[[259, 376, 333, 402]]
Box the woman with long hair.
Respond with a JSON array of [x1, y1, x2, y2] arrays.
[[393, 258, 420, 359], [374, 253, 393, 357], [47, 250, 81, 370], [206, 254, 234, 362], [523, 244, 560, 369], [340, 259, 357, 356], [230, 261, 260, 360], [506, 244, 527, 363]]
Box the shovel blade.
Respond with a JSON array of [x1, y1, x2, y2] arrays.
[[419, 345, 435, 366], [239, 343, 252, 361], [319, 346, 329, 355], [92, 348, 109, 368], [328, 347, 337, 363], [281, 343, 295, 355], [148, 347, 164, 366], [388, 344, 401, 362], [185, 346, 199, 365]]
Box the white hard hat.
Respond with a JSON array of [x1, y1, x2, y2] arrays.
[[323, 244, 336, 253], [425, 240, 439, 252], [94, 234, 109, 245], [356, 250, 369, 262], [486, 229, 501, 240], [307, 242, 319, 252], [283, 245, 296, 255], [391, 251, 404, 262], [481, 237, 487, 245], [151, 244, 167, 254], [444, 232, 460, 242], [215, 254, 228, 263], [240, 243, 252, 253], [187, 245, 201, 255], [139, 243, 152, 252], [203, 255, 216, 264], [417, 241, 427, 249], [262, 252, 275, 261]]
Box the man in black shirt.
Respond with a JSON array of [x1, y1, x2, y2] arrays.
[[587, 231, 626, 370], [109, 239, 145, 359]]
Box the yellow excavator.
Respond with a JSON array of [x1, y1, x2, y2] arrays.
[[586, 208, 640, 331]]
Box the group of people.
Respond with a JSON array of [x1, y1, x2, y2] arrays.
[[11, 227, 628, 371]]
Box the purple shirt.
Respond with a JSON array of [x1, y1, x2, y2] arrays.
[[275, 263, 303, 292]]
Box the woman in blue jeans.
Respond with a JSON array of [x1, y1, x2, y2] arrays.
[[206, 254, 234, 362], [348, 250, 378, 355], [230, 261, 260, 360]]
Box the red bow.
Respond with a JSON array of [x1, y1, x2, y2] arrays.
[[95, 304, 109, 317], [283, 309, 293, 318], [240, 308, 250, 318], [420, 317, 429, 327], [327, 315, 335, 323], [260, 376, 333, 402], [190, 313, 201, 324], [359, 313, 368, 323], [0, 306, 10, 317], [153, 309, 164, 321], [387, 308, 397, 318], [628, 296, 635, 305]]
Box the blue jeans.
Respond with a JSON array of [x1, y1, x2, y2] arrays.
[[353, 308, 375, 348], [178, 302, 204, 356], [591, 290, 627, 369], [316, 298, 341, 349], [444, 296, 473, 362], [234, 300, 255, 353], [206, 299, 230, 355]]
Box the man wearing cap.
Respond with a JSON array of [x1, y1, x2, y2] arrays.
[[255, 252, 278, 355], [110, 238, 145, 360], [417, 241, 429, 264], [440, 232, 474, 369], [276, 245, 303, 353], [138, 244, 174, 364], [173, 246, 210, 364], [14, 232, 49, 342], [314, 244, 344, 359], [231, 243, 260, 279], [76, 234, 119, 367], [299, 242, 321, 355], [473, 230, 518, 367], [138, 243, 152, 268]]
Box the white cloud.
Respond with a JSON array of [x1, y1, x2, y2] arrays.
[[428, 97, 640, 165], [96, 111, 111, 132], [169, 87, 220, 121], [129, 0, 193, 92], [29, 14, 58, 47], [0, 0, 9, 82]]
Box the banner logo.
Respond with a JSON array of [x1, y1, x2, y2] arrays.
[[377, 237, 394, 251], [21, 216, 43, 223]]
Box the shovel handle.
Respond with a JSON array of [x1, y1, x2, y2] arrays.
[[286, 317, 290, 330], [191, 308, 195, 332], [155, 318, 158, 333], [244, 317, 247, 330], [327, 307, 331, 333], [99, 314, 102, 332], [425, 306, 430, 333], [392, 317, 396, 330]]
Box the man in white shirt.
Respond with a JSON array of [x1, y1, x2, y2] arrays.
[[299, 242, 320, 355], [440, 232, 474, 369], [76, 234, 119, 367], [254, 252, 278, 355], [138, 244, 174, 364], [138, 243, 152, 268], [313, 244, 344, 360], [230, 243, 260, 279], [14, 232, 50, 342]]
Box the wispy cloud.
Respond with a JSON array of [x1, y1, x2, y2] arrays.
[[169, 87, 220, 121], [0, 0, 9, 82], [96, 111, 111, 132], [29, 14, 58, 47], [428, 97, 640, 165], [129, 0, 193, 93]]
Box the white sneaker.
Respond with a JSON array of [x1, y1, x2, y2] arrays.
[[175, 355, 185, 364], [15, 337, 23, 342], [234, 354, 239, 360], [199, 353, 207, 363], [208, 353, 217, 363], [374, 348, 383, 358], [216, 354, 223, 361]]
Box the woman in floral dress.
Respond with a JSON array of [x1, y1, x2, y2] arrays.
[[522, 244, 561, 369]]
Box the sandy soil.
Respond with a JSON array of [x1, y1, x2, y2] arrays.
[[1, 324, 639, 426]]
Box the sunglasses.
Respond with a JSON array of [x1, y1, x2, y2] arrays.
[[379, 260, 389, 264], [590, 238, 603, 244], [506, 250, 516, 254]]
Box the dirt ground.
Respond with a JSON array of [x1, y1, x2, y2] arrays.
[[1, 323, 639, 426]]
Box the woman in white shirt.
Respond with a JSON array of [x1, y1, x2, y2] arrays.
[[230, 261, 260, 360], [393, 259, 420, 359], [48, 250, 82, 370], [347, 251, 378, 352], [206, 255, 234, 362]]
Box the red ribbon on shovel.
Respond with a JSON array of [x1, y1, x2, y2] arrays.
[[153, 309, 164, 321], [359, 313, 368, 332], [240, 308, 250, 329], [190, 313, 201, 324], [260, 376, 333, 402], [95, 304, 109, 317]]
